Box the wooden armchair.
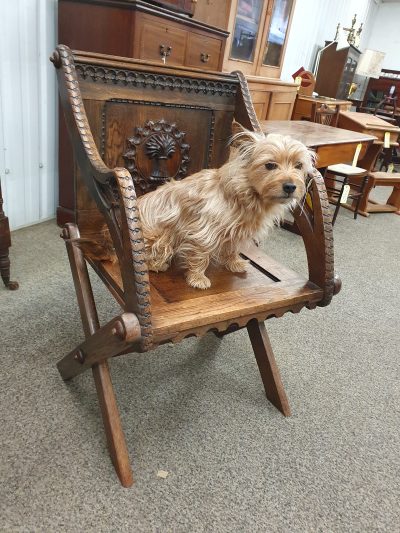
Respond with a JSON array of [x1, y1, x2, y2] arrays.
[[51, 46, 341, 487], [310, 103, 340, 127]]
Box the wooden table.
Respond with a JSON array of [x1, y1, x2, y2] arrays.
[[0, 179, 18, 290], [338, 111, 400, 216], [261, 120, 376, 168], [260, 120, 376, 232], [292, 95, 352, 121]]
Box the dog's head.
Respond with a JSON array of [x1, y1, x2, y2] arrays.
[[231, 127, 315, 206]]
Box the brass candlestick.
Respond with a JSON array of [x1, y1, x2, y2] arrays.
[[343, 14, 357, 46], [334, 23, 340, 41]]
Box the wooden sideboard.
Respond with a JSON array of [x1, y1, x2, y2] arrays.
[[247, 76, 298, 120], [315, 41, 360, 100], [59, 0, 229, 72]]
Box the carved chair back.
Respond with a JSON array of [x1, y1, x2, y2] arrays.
[[310, 103, 340, 127], [52, 46, 262, 351]]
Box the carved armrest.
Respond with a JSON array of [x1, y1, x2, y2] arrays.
[[232, 70, 340, 307], [51, 45, 153, 350], [292, 170, 341, 306]]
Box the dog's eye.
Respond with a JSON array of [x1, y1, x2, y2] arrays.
[[265, 162, 278, 171], [295, 162, 303, 170]]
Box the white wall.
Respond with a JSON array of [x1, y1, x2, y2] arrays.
[[0, 0, 57, 230], [281, 0, 380, 82], [365, 2, 400, 69]]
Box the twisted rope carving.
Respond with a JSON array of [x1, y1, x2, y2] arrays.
[[313, 172, 335, 307], [293, 169, 335, 307], [115, 169, 153, 350], [232, 71, 263, 134], [52, 45, 153, 350]]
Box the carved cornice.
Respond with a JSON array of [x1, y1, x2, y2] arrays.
[[75, 63, 237, 97]]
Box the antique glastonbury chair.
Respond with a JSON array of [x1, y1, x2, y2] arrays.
[[51, 46, 341, 487]]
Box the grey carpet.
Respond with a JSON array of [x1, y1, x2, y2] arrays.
[[1, 189, 399, 532]]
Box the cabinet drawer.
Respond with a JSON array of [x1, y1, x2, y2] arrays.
[[139, 22, 187, 66], [186, 33, 222, 71]]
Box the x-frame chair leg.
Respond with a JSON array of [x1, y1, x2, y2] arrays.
[[60, 223, 134, 487], [247, 319, 291, 417]]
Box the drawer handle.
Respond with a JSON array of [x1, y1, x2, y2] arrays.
[[200, 53, 210, 63], [160, 44, 172, 64]]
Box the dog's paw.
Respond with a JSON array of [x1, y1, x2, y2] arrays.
[[186, 273, 211, 289], [225, 257, 248, 273]]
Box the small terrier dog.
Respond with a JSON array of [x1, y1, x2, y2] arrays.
[[137, 129, 315, 289]]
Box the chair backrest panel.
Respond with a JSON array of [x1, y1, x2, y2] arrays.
[[74, 54, 239, 212], [311, 103, 340, 127]]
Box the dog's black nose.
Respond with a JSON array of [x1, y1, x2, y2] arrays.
[[282, 183, 296, 195]]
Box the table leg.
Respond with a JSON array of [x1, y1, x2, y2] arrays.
[[387, 184, 400, 214], [0, 244, 18, 290]]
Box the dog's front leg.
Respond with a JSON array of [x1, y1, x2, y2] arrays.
[[182, 252, 211, 290], [220, 248, 248, 273]]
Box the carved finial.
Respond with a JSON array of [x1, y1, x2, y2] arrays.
[[334, 23, 340, 41], [50, 50, 61, 68]]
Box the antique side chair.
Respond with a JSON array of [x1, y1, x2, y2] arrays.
[[51, 46, 341, 487], [310, 103, 340, 127]]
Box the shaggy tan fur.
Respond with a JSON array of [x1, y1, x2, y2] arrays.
[[138, 131, 315, 289]]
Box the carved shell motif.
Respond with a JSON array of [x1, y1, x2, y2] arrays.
[[145, 133, 176, 160], [123, 119, 190, 194]]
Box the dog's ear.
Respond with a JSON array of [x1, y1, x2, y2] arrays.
[[230, 121, 260, 150]]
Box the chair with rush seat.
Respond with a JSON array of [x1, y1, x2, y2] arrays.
[[51, 45, 341, 487], [323, 166, 369, 225], [323, 137, 369, 224]]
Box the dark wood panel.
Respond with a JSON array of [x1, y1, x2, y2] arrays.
[[59, 1, 133, 56], [0, 179, 18, 290], [103, 99, 214, 193]]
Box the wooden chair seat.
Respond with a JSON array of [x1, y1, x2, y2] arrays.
[[326, 163, 367, 176], [89, 242, 323, 346]]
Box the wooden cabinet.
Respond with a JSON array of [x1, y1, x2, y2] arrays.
[[247, 76, 297, 120], [362, 69, 400, 110], [315, 41, 361, 100], [186, 33, 223, 71], [192, 0, 298, 120], [58, 0, 228, 72], [136, 17, 187, 65], [223, 0, 296, 78]]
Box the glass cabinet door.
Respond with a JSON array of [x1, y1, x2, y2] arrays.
[[229, 0, 264, 62], [262, 0, 293, 67]]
